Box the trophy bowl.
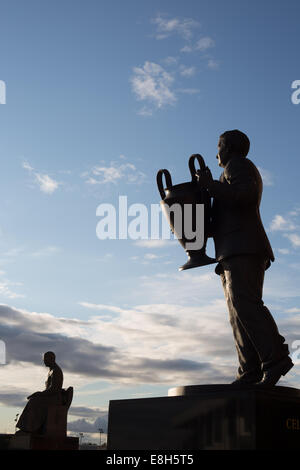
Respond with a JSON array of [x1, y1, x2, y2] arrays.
[[157, 154, 216, 271]]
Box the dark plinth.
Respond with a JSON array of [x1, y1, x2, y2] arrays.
[[107, 384, 300, 450], [8, 434, 79, 450], [0, 434, 14, 450]]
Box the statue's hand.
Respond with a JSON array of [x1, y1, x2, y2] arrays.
[[196, 167, 213, 188]]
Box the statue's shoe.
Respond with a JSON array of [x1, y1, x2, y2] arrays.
[[230, 374, 262, 388], [255, 357, 294, 388]]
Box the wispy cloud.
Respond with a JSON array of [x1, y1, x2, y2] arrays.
[[137, 106, 153, 117], [0, 301, 235, 401], [179, 34, 217, 70], [34, 173, 59, 194], [144, 253, 160, 260], [132, 16, 219, 115], [180, 36, 215, 54], [278, 248, 290, 255], [22, 161, 34, 171], [207, 58, 219, 70], [0, 270, 24, 299], [151, 14, 200, 40], [83, 158, 145, 185], [1, 261, 299, 435], [269, 208, 300, 251], [163, 56, 178, 66], [270, 214, 297, 232], [195, 37, 215, 51], [285, 233, 300, 248], [131, 61, 176, 111], [31, 245, 61, 257], [22, 161, 60, 195], [179, 65, 196, 77], [0, 281, 24, 299]]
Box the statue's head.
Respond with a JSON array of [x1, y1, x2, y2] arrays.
[[217, 130, 250, 167], [43, 351, 56, 367]]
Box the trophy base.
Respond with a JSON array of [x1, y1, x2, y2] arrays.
[[179, 253, 217, 271]]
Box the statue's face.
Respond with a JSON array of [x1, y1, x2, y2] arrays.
[[43, 353, 55, 367], [217, 138, 230, 168], [43, 355, 50, 366]]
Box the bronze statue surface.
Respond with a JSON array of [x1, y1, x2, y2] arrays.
[[196, 130, 293, 387], [16, 351, 64, 434]]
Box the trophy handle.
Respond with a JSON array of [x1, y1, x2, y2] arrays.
[[189, 154, 206, 181], [156, 169, 172, 200]]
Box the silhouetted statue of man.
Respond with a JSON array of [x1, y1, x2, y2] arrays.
[[197, 130, 293, 387], [16, 351, 63, 434]]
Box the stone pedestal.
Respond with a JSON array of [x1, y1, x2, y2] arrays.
[[8, 434, 79, 450], [107, 384, 300, 450], [0, 434, 14, 450]]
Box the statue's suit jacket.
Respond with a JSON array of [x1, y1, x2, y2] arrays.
[[208, 155, 274, 267]]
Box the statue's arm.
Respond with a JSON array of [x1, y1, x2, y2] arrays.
[[207, 164, 257, 206]]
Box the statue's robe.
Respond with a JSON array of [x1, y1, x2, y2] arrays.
[[17, 363, 63, 433]]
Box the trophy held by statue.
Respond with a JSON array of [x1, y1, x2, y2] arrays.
[[157, 154, 216, 271]]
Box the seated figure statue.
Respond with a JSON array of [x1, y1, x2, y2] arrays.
[[16, 351, 65, 435]]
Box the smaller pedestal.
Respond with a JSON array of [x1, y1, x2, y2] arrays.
[[8, 434, 79, 450]]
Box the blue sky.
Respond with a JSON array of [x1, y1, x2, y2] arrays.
[[0, 0, 300, 442]]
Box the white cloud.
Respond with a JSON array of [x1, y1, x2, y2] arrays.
[[0, 281, 24, 299], [270, 214, 296, 232], [163, 56, 178, 66], [151, 14, 200, 40], [179, 36, 218, 71], [181, 37, 215, 53], [22, 161, 34, 171], [1, 259, 300, 433], [34, 173, 59, 194], [22, 161, 60, 195], [137, 106, 153, 117], [278, 248, 290, 255], [131, 61, 176, 110], [269, 209, 300, 252], [144, 253, 159, 260], [31, 245, 61, 257], [196, 37, 215, 51], [180, 45, 193, 53], [207, 58, 219, 70], [0, 301, 236, 402], [84, 160, 145, 185], [79, 302, 125, 314], [285, 233, 300, 248], [1, 247, 24, 258], [179, 65, 196, 77]]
